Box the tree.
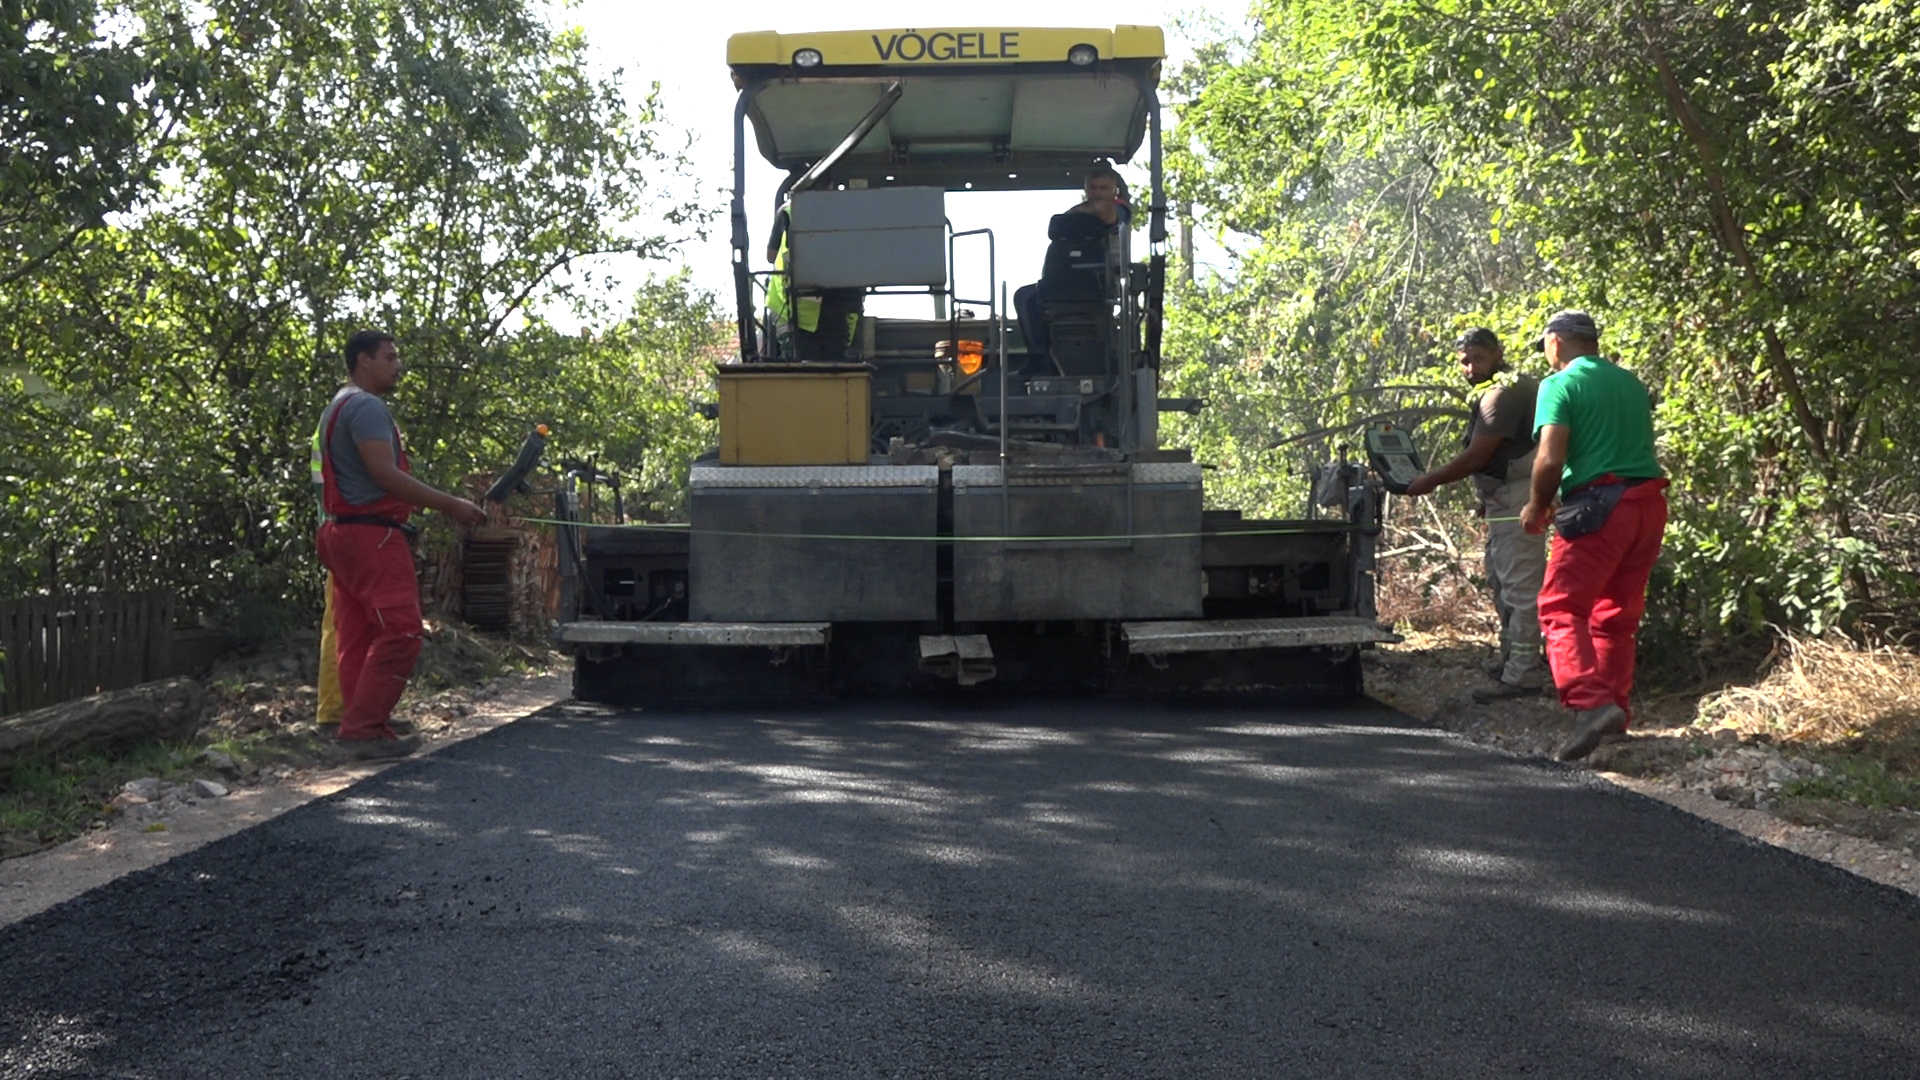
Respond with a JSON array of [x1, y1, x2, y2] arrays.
[[1164, 3, 1542, 519], [1166, 0, 1920, 640], [0, 0, 712, 632], [1, 0, 199, 286]]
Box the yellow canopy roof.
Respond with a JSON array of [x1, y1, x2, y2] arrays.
[[728, 26, 1164, 68], [727, 26, 1165, 191]]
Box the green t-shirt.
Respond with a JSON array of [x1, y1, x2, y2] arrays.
[[1532, 355, 1663, 495]]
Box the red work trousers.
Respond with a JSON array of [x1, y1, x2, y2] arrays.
[[315, 523, 423, 740], [1538, 481, 1669, 722]]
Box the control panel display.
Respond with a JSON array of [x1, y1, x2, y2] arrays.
[[1365, 424, 1425, 494]]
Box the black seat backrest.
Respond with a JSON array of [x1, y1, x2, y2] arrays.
[[1037, 212, 1110, 303], [1047, 211, 1108, 242], [1040, 302, 1110, 376]]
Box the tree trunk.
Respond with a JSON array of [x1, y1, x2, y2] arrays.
[[1639, 20, 1874, 606], [0, 677, 206, 769]]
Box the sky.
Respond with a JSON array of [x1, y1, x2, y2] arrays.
[[555, 0, 1255, 321]]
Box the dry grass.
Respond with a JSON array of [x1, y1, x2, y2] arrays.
[[1695, 634, 1920, 747], [1372, 493, 1502, 637], [1376, 553, 1499, 637]]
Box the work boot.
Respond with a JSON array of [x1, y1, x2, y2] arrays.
[[329, 734, 422, 762], [1473, 679, 1544, 703], [1485, 660, 1507, 680], [1554, 704, 1628, 762]]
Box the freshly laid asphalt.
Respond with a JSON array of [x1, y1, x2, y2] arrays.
[[5, 697, 1920, 1079]]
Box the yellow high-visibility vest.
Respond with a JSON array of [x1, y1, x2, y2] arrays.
[[766, 218, 824, 334], [309, 385, 360, 516]]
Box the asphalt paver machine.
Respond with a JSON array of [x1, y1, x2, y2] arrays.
[[556, 25, 1402, 701]]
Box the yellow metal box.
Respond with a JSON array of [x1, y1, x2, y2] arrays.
[[716, 363, 872, 466]]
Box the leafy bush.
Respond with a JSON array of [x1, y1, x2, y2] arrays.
[[0, 0, 717, 627], [1166, 0, 1920, 642]]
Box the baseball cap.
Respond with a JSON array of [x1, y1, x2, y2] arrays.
[[1455, 327, 1501, 350], [1530, 309, 1601, 351]]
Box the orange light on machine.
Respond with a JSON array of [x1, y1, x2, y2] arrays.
[[955, 340, 984, 375]]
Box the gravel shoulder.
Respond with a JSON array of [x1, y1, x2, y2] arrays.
[[1601, 774, 1920, 894], [0, 669, 568, 928], [1365, 632, 1920, 900]]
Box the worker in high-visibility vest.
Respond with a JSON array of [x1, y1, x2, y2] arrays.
[[765, 182, 862, 361], [308, 389, 354, 728], [1402, 328, 1547, 702]]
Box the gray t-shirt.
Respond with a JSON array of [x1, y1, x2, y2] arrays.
[[320, 391, 402, 507]]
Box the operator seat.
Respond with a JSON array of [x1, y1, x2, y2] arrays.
[[1033, 212, 1114, 377]]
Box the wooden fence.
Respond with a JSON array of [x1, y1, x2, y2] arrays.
[[0, 592, 175, 717]]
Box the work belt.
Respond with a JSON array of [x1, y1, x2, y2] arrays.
[[1556, 475, 1657, 539], [1567, 474, 1655, 496], [329, 514, 420, 543]]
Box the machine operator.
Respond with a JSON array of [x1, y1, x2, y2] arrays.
[[1013, 165, 1129, 363]]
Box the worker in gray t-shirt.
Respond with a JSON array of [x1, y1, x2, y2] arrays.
[[320, 391, 409, 507], [1402, 328, 1548, 699]]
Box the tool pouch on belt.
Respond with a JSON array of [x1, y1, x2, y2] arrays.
[[1553, 481, 1628, 540]]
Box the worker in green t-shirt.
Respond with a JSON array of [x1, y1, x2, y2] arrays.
[[1520, 310, 1669, 762]]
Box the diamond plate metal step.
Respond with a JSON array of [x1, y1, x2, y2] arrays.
[[1121, 616, 1401, 655], [558, 622, 830, 647]]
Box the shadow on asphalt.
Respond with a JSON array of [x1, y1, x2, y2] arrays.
[[5, 697, 1919, 1078]]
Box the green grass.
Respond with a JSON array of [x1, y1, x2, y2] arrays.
[[0, 719, 341, 859], [0, 737, 262, 859], [1781, 755, 1920, 812], [0, 751, 154, 857]]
